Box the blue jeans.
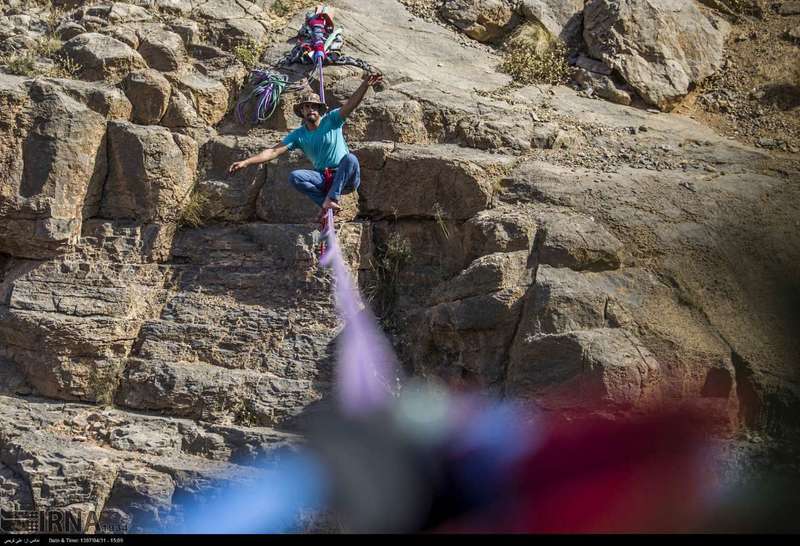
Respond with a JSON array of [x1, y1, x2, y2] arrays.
[[288, 153, 361, 207]]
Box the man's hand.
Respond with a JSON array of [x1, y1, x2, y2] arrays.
[[341, 72, 384, 119], [363, 72, 384, 88], [228, 160, 248, 174]]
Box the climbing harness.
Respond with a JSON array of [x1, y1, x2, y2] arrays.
[[236, 5, 375, 125]]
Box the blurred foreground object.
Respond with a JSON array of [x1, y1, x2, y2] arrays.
[[166, 380, 800, 534]]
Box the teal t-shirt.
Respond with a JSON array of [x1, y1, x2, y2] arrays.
[[282, 108, 350, 170]]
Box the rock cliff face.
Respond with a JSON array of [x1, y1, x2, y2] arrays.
[[1, 0, 799, 532]]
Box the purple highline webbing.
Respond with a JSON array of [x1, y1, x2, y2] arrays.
[[319, 209, 397, 415], [317, 57, 326, 104]]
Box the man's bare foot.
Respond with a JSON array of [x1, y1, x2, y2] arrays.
[[322, 197, 341, 212]]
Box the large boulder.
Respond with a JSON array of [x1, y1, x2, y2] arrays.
[[136, 25, 187, 72], [61, 32, 148, 83], [41, 77, 132, 120], [191, 0, 270, 48], [536, 209, 625, 271], [358, 143, 515, 221], [159, 87, 202, 128], [410, 251, 532, 390], [583, 0, 730, 110], [518, 0, 585, 47], [463, 206, 539, 261], [122, 69, 172, 125], [167, 72, 229, 126], [506, 265, 739, 423], [432, 250, 531, 303], [100, 122, 198, 223], [0, 77, 107, 259], [196, 135, 268, 222], [440, 0, 520, 43], [506, 327, 662, 410]]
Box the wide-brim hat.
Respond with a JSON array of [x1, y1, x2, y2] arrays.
[[293, 92, 328, 118]]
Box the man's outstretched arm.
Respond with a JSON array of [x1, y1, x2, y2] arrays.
[[339, 72, 383, 120], [228, 142, 289, 174]]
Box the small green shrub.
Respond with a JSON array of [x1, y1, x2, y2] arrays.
[[500, 38, 571, 86], [233, 39, 267, 70], [365, 233, 412, 318], [432, 202, 450, 240], [179, 188, 210, 228], [271, 0, 308, 18], [3, 53, 37, 76], [33, 35, 62, 58], [51, 54, 81, 78]]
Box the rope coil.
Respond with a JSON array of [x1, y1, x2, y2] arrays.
[[235, 70, 307, 125]]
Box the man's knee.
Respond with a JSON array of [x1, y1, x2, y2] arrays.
[[339, 153, 360, 171], [288, 170, 303, 187]]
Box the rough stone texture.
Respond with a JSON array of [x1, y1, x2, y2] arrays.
[[118, 357, 319, 426], [186, 44, 248, 109], [0, 394, 297, 532], [463, 206, 539, 261], [61, 32, 148, 83], [195, 135, 267, 222], [136, 25, 187, 72], [42, 77, 133, 120], [101, 24, 141, 49], [506, 327, 662, 410], [160, 87, 202, 129], [440, 0, 519, 42], [167, 72, 229, 126], [100, 122, 198, 223], [358, 143, 514, 220], [116, 222, 373, 426], [536, 209, 625, 271], [0, 77, 108, 259], [190, 0, 271, 48], [418, 285, 529, 390], [123, 69, 171, 125], [345, 84, 540, 151], [498, 156, 798, 430], [518, 0, 584, 46], [168, 18, 201, 44], [583, 0, 730, 110], [531, 122, 576, 149], [433, 250, 531, 303], [0, 222, 168, 403], [574, 67, 634, 106], [0, 13, 48, 51], [410, 251, 532, 390], [56, 21, 87, 41], [779, 1, 800, 15], [83, 2, 155, 25]]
